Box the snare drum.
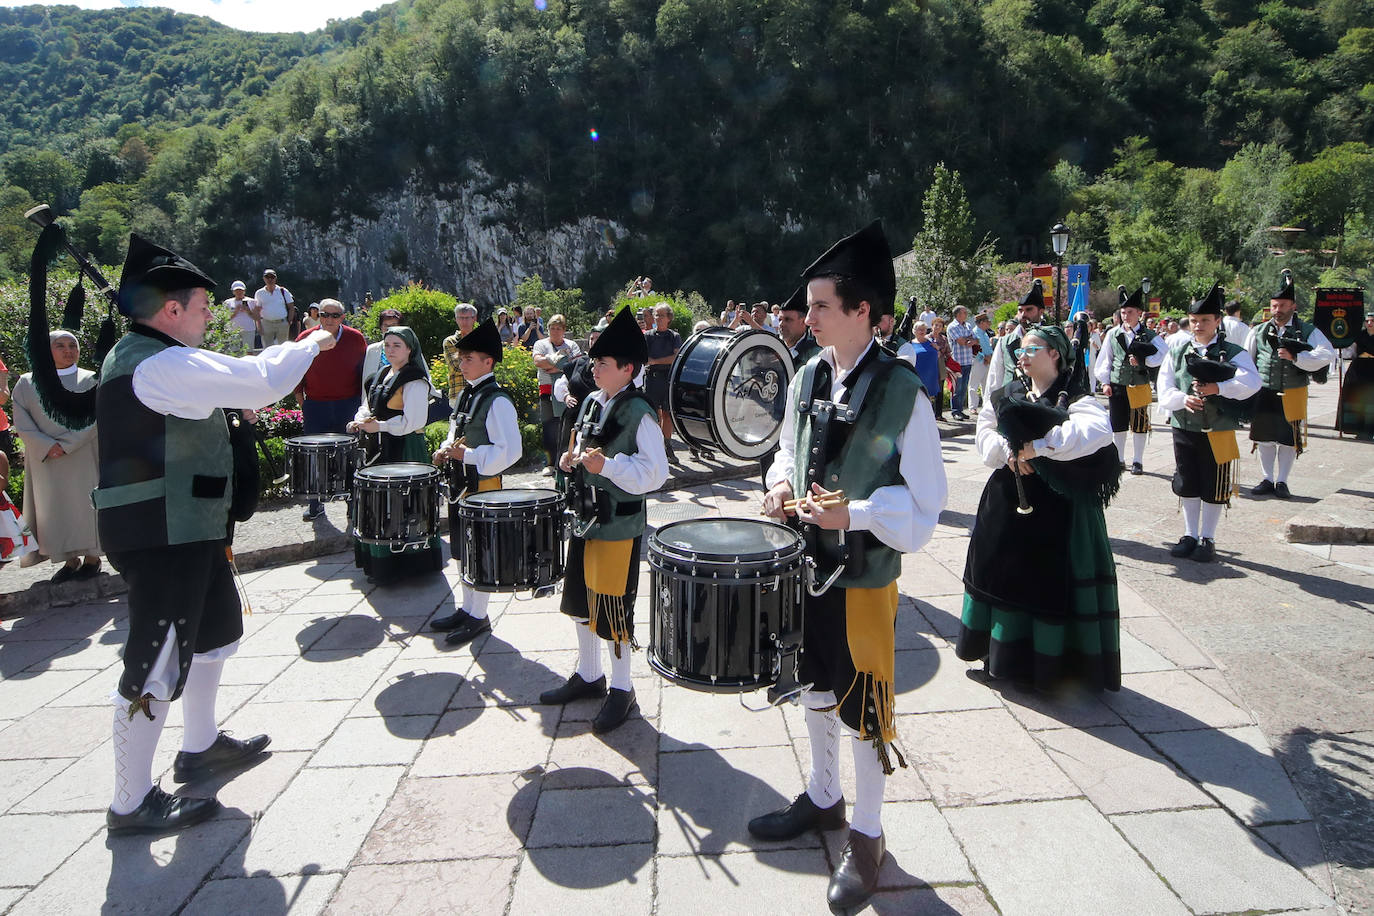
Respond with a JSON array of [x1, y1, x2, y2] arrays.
[[648, 518, 804, 692], [668, 327, 793, 460], [458, 488, 566, 592], [284, 434, 358, 499], [351, 463, 440, 547]]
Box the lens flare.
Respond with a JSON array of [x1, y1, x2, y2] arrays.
[[589, 128, 599, 142], [534, 0, 547, 9]]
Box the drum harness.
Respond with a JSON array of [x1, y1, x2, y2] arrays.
[[446, 378, 502, 502], [565, 389, 653, 539]]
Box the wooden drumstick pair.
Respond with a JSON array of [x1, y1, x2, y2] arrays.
[[763, 488, 848, 515]]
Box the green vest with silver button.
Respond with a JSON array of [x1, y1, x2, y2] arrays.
[[1106, 325, 1157, 386], [576, 392, 656, 541], [1254, 318, 1314, 392], [1168, 339, 1247, 433]]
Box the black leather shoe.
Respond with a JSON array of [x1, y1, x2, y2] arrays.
[[50, 564, 80, 585], [443, 614, 491, 646], [107, 785, 220, 835], [592, 687, 637, 734], [172, 732, 271, 784], [1169, 536, 1198, 558], [1192, 538, 1216, 563], [430, 609, 472, 631], [827, 829, 886, 914], [1251, 479, 1276, 496], [1130, 462, 1144, 476], [747, 792, 846, 841], [1274, 481, 1291, 499], [539, 673, 608, 705]]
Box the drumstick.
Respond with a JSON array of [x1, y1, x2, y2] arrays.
[[575, 447, 604, 466], [763, 489, 848, 514]]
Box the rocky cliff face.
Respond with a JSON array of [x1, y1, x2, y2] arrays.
[[265, 171, 621, 306]]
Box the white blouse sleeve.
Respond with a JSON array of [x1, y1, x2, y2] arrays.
[[463, 396, 522, 476]]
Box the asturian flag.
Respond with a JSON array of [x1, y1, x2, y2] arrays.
[[1067, 264, 1091, 318]]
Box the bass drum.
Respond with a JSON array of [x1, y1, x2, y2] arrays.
[[668, 327, 793, 460]]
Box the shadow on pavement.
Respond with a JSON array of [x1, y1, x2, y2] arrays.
[[1274, 728, 1374, 880]]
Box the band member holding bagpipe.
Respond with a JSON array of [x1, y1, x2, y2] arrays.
[[1244, 272, 1335, 499], [66, 232, 336, 835], [755, 221, 946, 915], [1159, 284, 1261, 563], [542, 306, 668, 734], [957, 320, 1123, 692], [1094, 286, 1167, 476], [429, 318, 521, 646]]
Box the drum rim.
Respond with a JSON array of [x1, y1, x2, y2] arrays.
[[649, 517, 803, 563], [286, 433, 358, 446], [668, 327, 793, 460], [354, 461, 440, 482], [459, 487, 564, 507]]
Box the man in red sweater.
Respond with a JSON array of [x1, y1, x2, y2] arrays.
[[294, 298, 367, 520]]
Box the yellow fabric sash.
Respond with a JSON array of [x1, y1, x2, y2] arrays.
[[477, 476, 502, 492], [1207, 429, 1240, 464], [1282, 386, 1308, 423], [837, 582, 899, 750], [1126, 384, 1153, 410], [585, 538, 636, 651]]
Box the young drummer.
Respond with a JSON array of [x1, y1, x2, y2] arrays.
[[1158, 284, 1260, 563], [541, 307, 668, 733], [429, 318, 521, 645], [756, 221, 946, 914]]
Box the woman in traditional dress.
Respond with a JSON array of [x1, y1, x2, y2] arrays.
[[347, 325, 441, 580], [10, 330, 103, 582], [957, 324, 1123, 692], [1338, 315, 1374, 441]]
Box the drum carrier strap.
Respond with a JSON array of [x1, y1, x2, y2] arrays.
[[568, 387, 653, 527], [450, 377, 501, 494]]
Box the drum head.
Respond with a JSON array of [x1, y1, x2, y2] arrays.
[[670, 328, 793, 460], [654, 518, 800, 561], [355, 462, 437, 482], [462, 487, 562, 507], [287, 434, 356, 447]]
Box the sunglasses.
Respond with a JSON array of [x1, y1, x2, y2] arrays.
[[1014, 346, 1046, 358], [320, 311, 345, 318]]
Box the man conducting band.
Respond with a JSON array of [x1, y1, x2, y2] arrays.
[[1244, 272, 1334, 499], [756, 221, 947, 914], [1094, 286, 1167, 475], [96, 235, 338, 834]]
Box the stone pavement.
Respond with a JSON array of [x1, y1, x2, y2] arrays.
[[0, 455, 1354, 914]]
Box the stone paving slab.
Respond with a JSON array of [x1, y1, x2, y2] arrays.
[[1150, 723, 1313, 825], [1037, 725, 1214, 815], [509, 844, 654, 915]]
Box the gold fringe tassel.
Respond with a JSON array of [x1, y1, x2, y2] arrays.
[[588, 589, 636, 656], [1129, 405, 1151, 434], [226, 545, 251, 616]]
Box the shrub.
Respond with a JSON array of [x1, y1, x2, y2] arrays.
[[256, 405, 303, 439], [510, 274, 588, 336], [358, 284, 459, 361], [609, 293, 704, 339]]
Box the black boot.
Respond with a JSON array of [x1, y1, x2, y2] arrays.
[[1169, 536, 1198, 558], [172, 732, 270, 784], [1191, 538, 1216, 563], [430, 609, 472, 631], [747, 792, 846, 841], [107, 785, 220, 835], [827, 829, 886, 914], [538, 673, 607, 705]]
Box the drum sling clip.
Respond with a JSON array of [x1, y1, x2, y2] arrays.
[[805, 530, 847, 597]]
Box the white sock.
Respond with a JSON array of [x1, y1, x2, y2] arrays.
[[608, 644, 633, 692], [1276, 445, 1296, 484], [1257, 442, 1277, 482], [180, 654, 224, 754], [1182, 497, 1201, 539], [1199, 501, 1224, 540], [804, 707, 842, 808], [1132, 433, 1147, 466], [574, 622, 604, 682], [463, 585, 490, 621], [111, 696, 168, 814], [849, 736, 887, 839], [1113, 431, 1127, 461]]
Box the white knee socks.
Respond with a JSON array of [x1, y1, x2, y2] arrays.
[[1276, 444, 1296, 484], [804, 707, 842, 809], [849, 736, 887, 839], [180, 654, 224, 755], [111, 697, 167, 814], [1113, 431, 1127, 461], [1258, 442, 1277, 482], [608, 644, 633, 692], [1132, 432, 1147, 466], [1182, 497, 1200, 538], [1199, 501, 1223, 540], [574, 621, 604, 682], [462, 585, 490, 621]]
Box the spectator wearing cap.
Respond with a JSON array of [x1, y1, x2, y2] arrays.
[[497, 309, 516, 345], [362, 308, 404, 387], [223, 280, 260, 352], [254, 269, 295, 347], [295, 299, 368, 520]]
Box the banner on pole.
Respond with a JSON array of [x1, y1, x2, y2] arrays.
[[1315, 288, 1364, 349]]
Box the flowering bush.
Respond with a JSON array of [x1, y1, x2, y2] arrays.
[[256, 406, 303, 439]]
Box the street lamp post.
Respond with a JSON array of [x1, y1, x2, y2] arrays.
[[1141, 276, 1152, 309], [1051, 222, 1070, 324]]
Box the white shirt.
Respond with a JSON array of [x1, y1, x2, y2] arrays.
[[254, 285, 293, 321], [1222, 315, 1249, 342], [133, 337, 321, 419], [919, 310, 937, 328], [1092, 323, 1168, 386], [441, 373, 522, 476], [1243, 320, 1336, 375], [975, 392, 1113, 468], [224, 297, 257, 332], [354, 375, 430, 436], [766, 340, 947, 554], [572, 387, 669, 496], [893, 339, 918, 367], [1157, 333, 1261, 415]]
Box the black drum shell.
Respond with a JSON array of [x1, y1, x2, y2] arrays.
[[351, 463, 440, 546], [457, 489, 566, 593], [285, 434, 358, 499], [648, 520, 804, 693]]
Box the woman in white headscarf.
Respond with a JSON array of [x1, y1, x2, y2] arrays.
[[10, 330, 102, 582]]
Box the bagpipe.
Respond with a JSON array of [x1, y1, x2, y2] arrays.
[[1265, 324, 1329, 384]]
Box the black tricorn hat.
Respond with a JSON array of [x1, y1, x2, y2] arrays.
[[779, 286, 807, 315], [116, 233, 217, 317], [589, 306, 648, 365], [1188, 282, 1225, 316], [800, 219, 896, 312], [1121, 287, 1144, 310], [456, 317, 503, 363], [1019, 278, 1045, 309], [1272, 272, 1296, 302]]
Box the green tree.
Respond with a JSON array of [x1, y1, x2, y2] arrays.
[[1286, 141, 1374, 265], [899, 164, 997, 317]]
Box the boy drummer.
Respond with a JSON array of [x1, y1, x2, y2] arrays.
[[429, 317, 522, 645], [540, 307, 668, 733]]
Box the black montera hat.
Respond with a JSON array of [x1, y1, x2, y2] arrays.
[[1019, 278, 1045, 309], [589, 306, 648, 365], [1272, 272, 1296, 302], [456, 317, 503, 363], [779, 286, 807, 315], [800, 220, 896, 311], [116, 233, 217, 317], [1188, 282, 1225, 316], [1121, 287, 1144, 310]]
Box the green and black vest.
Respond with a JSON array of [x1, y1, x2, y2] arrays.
[[573, 388, 657, 541], [93, 326, 233, 550], [450, 374, 514, 485], [790, 346, 924, 589], [791, 332, 821, 368], [1106, 324, 1158, 386], [1254, 318, 1315, 392], [1168, 338, 1247, 433]]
